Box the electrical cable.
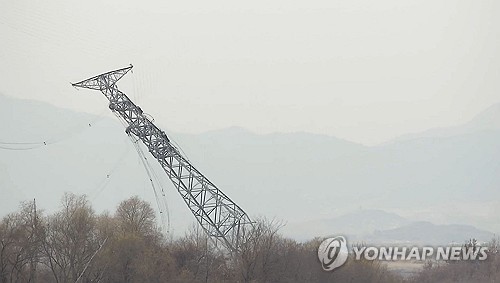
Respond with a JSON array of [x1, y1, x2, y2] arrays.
[[0, 107, 108, 151], [90, 142, 132, 201], [112, 111, 171, 234], [129, 134, 171, 234]]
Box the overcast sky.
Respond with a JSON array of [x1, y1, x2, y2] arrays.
[[1, 0, 499, 145]]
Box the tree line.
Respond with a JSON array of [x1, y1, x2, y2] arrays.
[[0, 193, 498, 282]]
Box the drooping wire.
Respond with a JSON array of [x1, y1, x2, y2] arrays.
[[0, 140, 47, 150], [0, 144, 45, 150], [75, 237, 108, 283], [89, 142, 132, 201], [0, 141, 42, 145], [128, 133, 171, 234], [123, 69, 173, 232], [112, 111, 171, 234], [160, 128, 192, 162], [141, 142, 172, 229], [0, 107, 109, 151], [43, 107, 109, 145]]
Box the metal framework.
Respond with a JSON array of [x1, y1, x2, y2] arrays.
[[72, 65, 253, 251]]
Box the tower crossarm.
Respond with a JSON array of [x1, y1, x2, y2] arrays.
[[72, 66, 252, 251]]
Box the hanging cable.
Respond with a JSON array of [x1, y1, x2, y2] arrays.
[[111, 110, 171, 234], [0, 107, 109, 151], [0, 141, 43, 145], [161, 128, 192, 162], [90, 142, 132, 201], [0, 144, 45, 150], [141, 145, 171, 232], [128, 134, 171, 234], [43, 106, 109, 145], [75, 237, 108, 283]]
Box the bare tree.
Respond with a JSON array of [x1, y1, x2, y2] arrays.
[[104, 196, 174, 283], [41, 193, 100, 283], [0, 200, 43, 283], [171, 224, 229, 283], [116, 196, 156, 237], [235, 217, 285, 283], [0, 195, 412, 283]]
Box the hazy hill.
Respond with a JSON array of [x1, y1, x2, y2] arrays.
[[282, 209, 410, 241], [283, 209, 495, 245], [1, 93, 499, 242], [366, 221, 495, 245], [172, 113, 500, 236], [387, 103, 500, 143]]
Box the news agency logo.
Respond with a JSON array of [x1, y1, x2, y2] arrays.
[[318, 236, 489, 272], [317, 236, 349, 271]]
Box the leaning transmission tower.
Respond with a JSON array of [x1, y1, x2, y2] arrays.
[[72, 65, 253, 252]]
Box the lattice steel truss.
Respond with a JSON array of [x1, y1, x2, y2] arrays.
[[72, 65, 253, 251]]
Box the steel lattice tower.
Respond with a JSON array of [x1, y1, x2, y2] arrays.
[[72, 65, 253, 251]]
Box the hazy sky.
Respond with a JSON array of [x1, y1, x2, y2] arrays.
[[1, 0, 499, 145]]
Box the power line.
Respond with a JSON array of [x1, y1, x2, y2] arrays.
[[0, 107, 108, 151], [113, 111, 171, 234], [129, 133, 171, 234]]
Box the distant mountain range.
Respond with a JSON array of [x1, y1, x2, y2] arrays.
[[283, 209, 410, 240], [1, 93, 499, 243], [387, 103, 500, 143], [283, 209, 495, 245], [368, 221, 495, 245]]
